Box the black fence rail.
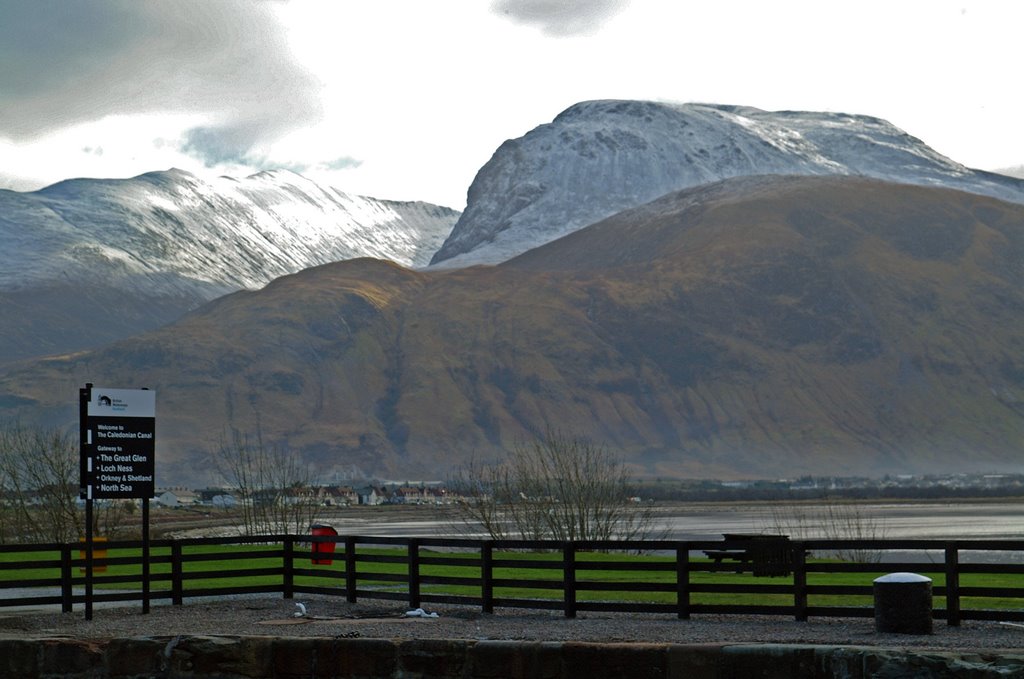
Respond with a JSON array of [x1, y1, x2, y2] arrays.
[[3, 535, 1024, 626]]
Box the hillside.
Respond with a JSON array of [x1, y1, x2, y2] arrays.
[[2, 176, 1023, 485], [0, 169, 458, 363], [432, 100, 1024, 267]]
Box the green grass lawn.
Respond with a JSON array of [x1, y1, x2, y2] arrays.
[[3, 543, 1023, 613]]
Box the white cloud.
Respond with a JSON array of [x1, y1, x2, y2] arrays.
[[0, 113, 208, 189], [0, 0, 1021, 208], [0, 0, 323, 168]]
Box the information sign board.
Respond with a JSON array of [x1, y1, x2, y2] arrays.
[[80, 386, 156, 499]]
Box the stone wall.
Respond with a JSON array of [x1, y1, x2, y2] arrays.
[[2, 636, 1022, 678]]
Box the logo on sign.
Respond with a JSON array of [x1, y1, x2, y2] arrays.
[[98, 394, 129, 412]]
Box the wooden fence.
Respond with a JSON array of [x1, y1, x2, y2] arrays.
[[3, 535, 1024, 626]]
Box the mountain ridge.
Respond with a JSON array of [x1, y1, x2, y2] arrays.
[[0, 168, 458, 363]]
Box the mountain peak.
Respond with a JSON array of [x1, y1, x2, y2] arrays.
[[430, 100, 1024, 268]]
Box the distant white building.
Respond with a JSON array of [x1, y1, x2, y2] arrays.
[[155, 488, 199, 507], [356, 485, 387, 506], [156, 490, 180, 508]]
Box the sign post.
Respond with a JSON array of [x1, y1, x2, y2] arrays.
[[80, 384, 156, 619]]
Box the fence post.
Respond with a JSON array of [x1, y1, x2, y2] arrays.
[[61, 543, 73, 613], [408, 538, 421, 609], [563, 542, 577, 619], [142, 499, 151, 615], [793, 541, 808, 622], [283, 536, 294, 600], [171, 541, 183, 606], [481, 541, 494, 614], [945, 542, 960, 627], [345, 536, 357, 603], [675, 541, 690, 620]]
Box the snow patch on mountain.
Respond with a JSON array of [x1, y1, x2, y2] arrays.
[[1, 168, 458, 296], [430, 100, 1024, 267], [997, 165, 1024, 180]]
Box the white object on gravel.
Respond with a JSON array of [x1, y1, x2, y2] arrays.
[[403, 607, 438, 618]]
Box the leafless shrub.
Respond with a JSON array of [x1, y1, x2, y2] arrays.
[[449, 431, 662, 544], [762, 498, 888, 563], [212, 425, 317, 536]]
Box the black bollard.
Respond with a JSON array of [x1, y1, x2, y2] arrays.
[[873, 572, 933, 634]]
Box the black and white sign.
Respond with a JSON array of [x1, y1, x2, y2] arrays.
[[80, 386, 156, 499]]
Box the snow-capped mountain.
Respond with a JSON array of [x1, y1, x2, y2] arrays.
[[3, 168, 457, 292], [0, 168, 458, 363], [431, 100, 1024, 267]]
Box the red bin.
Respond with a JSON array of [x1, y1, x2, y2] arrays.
[[310, 524, 338, 565]]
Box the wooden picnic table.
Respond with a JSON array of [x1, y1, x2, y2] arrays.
[[702, 534, 794, 577]]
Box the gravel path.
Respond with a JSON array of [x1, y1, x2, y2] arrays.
[[3, 595, 1024, 652]]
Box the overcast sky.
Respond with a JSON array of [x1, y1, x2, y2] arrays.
[[1, 0, 1020, 209]]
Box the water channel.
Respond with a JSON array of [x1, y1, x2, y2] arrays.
[[307, 501, 1024, 541], [299, 500, 1024, 564]]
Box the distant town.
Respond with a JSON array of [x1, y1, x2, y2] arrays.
[[152, 472, 1024, 509]]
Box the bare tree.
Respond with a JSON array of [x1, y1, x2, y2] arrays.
[[0, 421, 133, 543], [0, 422, 80, 543], [449, 431, 661, 543], [212, 426, 318, 536]]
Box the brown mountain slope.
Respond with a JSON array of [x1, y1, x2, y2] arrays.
[[2, 175, 1023, 485]]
